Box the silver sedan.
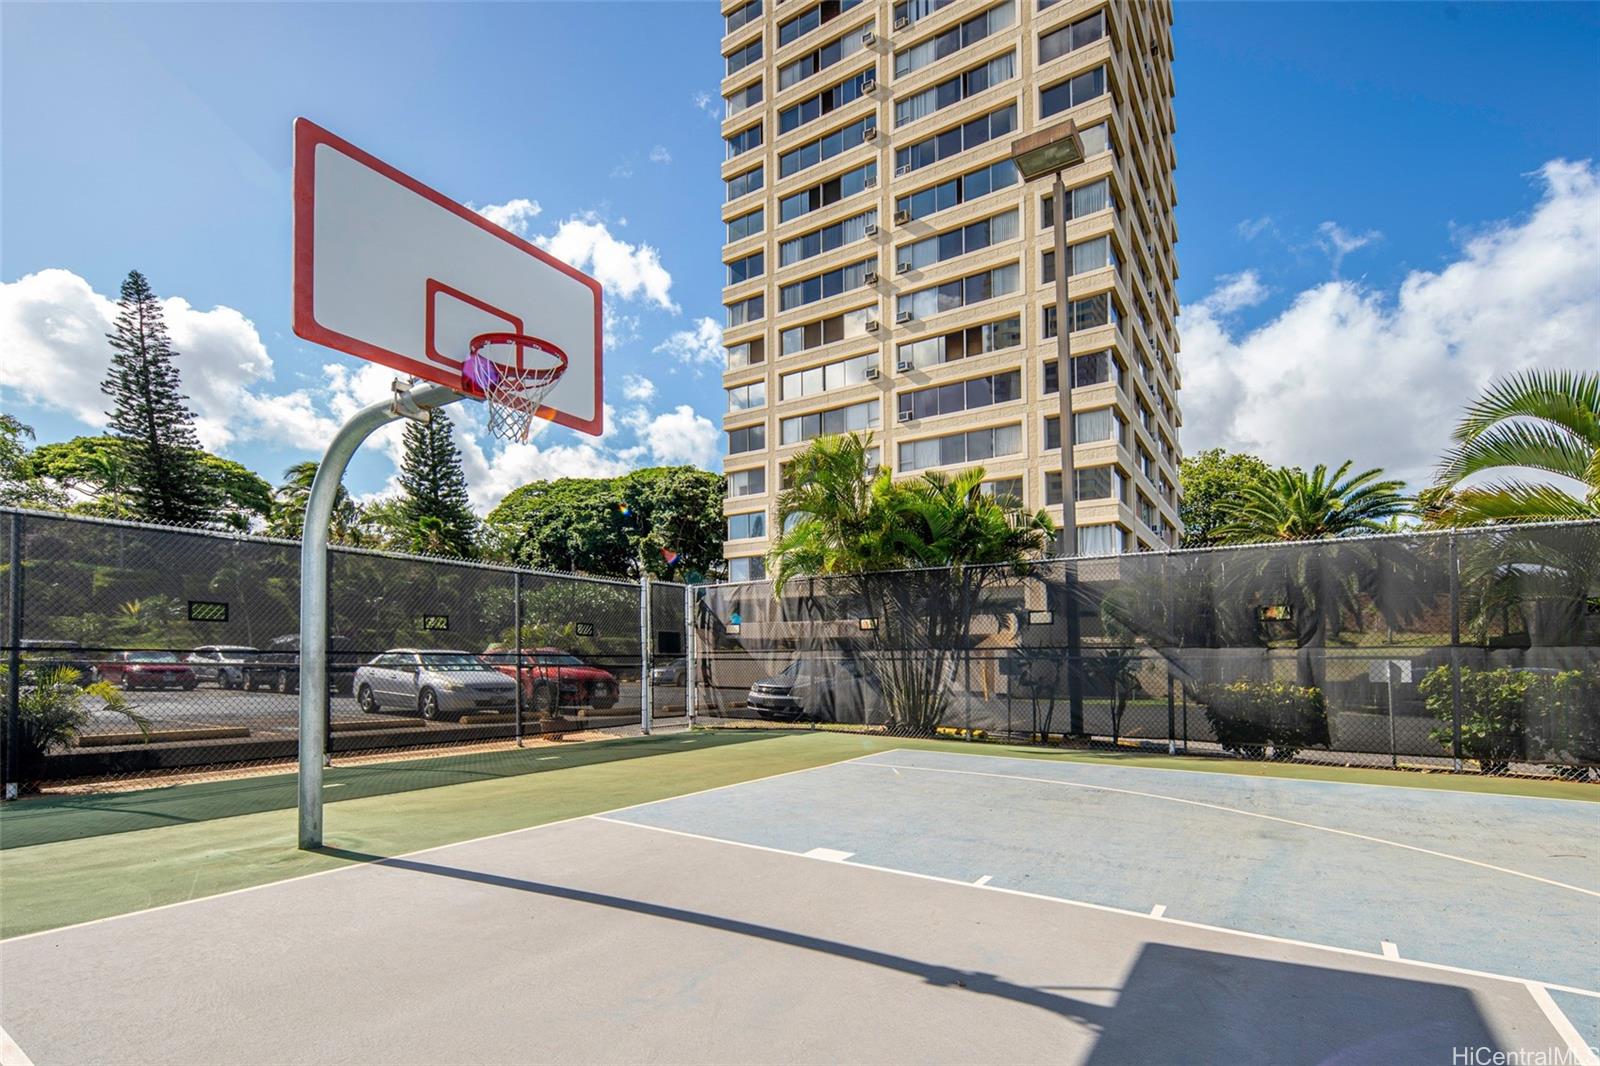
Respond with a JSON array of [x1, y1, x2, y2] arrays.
[[353, 649, 518, 720]]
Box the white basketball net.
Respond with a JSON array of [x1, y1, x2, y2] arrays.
[[463, 335, 568, 443]]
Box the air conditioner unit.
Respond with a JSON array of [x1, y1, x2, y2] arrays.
[[893, 15, 909, 30], [895, 310, 913, 324], [895, 261, 910, 275], [861, 29, 876, 45], [863, 174, 877, 188], [896, 360, 913, 372], [864, 319, 881, 332], [893, 209, 910, 224], [894, 163, 912, 177], [864, 270, 879, 284], [865, 367, 881, 381], [863, 125, 878, 141], [861, 77, 876, 94], [863, 222, 879, 237], [897, 410, 914, 423]]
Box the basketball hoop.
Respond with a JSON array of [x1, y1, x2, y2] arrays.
[[461, 332, 569, 442]]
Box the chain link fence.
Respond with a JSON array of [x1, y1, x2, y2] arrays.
[[1, 508, 686, 795], [691, 521, 1600, 780]]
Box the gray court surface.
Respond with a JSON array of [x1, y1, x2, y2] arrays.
[[2, 750, 1596, 1065]]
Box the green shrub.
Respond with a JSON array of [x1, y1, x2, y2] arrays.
[[1, 666, 149, 791], [1420, 665, 1599, 774], [1197, 680, 1328, 760]]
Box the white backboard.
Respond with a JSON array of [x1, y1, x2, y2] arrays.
[[292, 118, 603, 436]]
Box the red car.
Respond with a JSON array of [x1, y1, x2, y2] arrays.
[[94, 650, 198, 691], [483, 646, 620, 713]]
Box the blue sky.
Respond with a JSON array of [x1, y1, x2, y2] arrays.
[[3, 1, 1597, 507]]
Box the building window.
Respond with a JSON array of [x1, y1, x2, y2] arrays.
[[898, 370, 1020, 420], [725, 39, 762, 77], [896, 314, 1021, 370], [1042, 293, 1118, 338], [728, 511, 767, 540], [778, 0, 864, 47], [1040, 176, 1111, 227], [727, 555, 767, 581], [724, 80, 764, 119], [1041, 235, 1116, 284], [1039, 65, 1106, 120], [780, 116, 876, 180], [725, 0, 762, 34], [779, 19, 872, 90], [1073, 407, 1120, 444], [1038, 10, 1104, 65], [726, 250, 765, 286], [1044, 415, 1059, 451], [899, 424, 1022, 472], [897, 263, 1019, 320], [727, 208, 764, 243], [725, 123, 763, 160], [727, 467, 767, 497], [780, 399, 880, 445], [894, 159, 1016, 223], [894, 51, 1016, 127], [895, 104, 1015, 176], [781, 306, 874, 355], [892, 0, 958, 30], [725, 293, 764, 328], [781, 352, 877, 400], [980, 477, 1023, 503], [894, 1, 1015, 77], [725, 166, 764, 203], [896, 209, 1018, 273], [780, 258, 875, 312], [780, 161, 876, 223], [780, 209, 877, 268], [1044, 351, 1121, 393], [779, 70, 873, 137], [727, 424, 767, 455], [727, 338, 765, 369], [727, 381, 767, 412], [1076, 524, 1125, 557], [1043, 469, 1122, 505]]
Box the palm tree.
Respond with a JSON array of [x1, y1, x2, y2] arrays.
[[1217, 461, 1410, 544], [268, 461, 365, 544], [1433, 369, 1600, 525]]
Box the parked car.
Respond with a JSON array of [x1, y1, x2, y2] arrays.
[[244, 634, 363, 694], [18, 639, 94, 685], [483, 646, 621, 714], [650, 658, 687, 686], [353, 649, 517, 720], [185, 645, 259, 689], [747, 657, 881, 723], [93, 650, 198, 691]]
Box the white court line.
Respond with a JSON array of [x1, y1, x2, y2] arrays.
[[0, 1023, 35, 1066], [1382, 941, 1400, 959], [1527, 982, 1600, 1066], [0, 750, 885, 945], [973, 875, 993, 886], [857, 761, 1600, 900], [804, 848, 854, 862], [1150, 904, 1166, 918], [590, 815, 1600, 1002], [863, 744, 1600, 806]]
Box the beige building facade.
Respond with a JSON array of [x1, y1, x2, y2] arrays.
[[719, 0, 1183, 580]]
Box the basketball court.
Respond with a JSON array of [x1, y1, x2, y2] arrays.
[[2, 743, 1595, 1064]]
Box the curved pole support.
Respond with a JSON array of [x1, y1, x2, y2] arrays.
[[299, 380, 465, 849]]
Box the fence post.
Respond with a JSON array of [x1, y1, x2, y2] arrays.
[[4, 512, 22, 801], [1448, 531, 1463, 772], [683, 583, 696, 728], [1166, 670, 1176, 756], [639, 571, 652, 735], [513, 570, 524, 748]]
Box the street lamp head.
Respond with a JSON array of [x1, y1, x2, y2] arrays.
[[1009, 119, 1087, 182]]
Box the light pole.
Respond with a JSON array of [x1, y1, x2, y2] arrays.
[[1011, 119, 1088, 736]]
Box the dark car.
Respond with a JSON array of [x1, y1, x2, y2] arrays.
[[746, 657, 881, 723], [18, 639, 94, 685], [483, 646, 621, 713], [244, 634, 363, 695], [93, 650, 198, 691]]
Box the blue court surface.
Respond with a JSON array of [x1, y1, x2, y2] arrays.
[[2, 744, 1596, 1064]]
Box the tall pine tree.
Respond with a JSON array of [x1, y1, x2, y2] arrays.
[[397, 414, 478, 557], [100, 270, 217, 525]]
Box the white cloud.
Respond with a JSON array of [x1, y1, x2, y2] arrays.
[[609, 161, 634, 180], [1315, 220, 1381, 274], [692, 91, 718, 119], [622, 374, 656, 402], [1182, 159, 1600, 490], [637, 404, 720, 468], [537, 215, 677, 312], [1237, 216, 1275, 241], [603, 306, 641, 348], [654, 316, 723, 367], [1202, 271, 1270, 315], [649, 145, 672, 165], [472, 197, 542, 237]]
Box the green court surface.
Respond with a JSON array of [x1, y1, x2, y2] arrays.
[[1, 729, 1593, 941]]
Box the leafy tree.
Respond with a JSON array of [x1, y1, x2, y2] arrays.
[[31, 435, 268, 528], [100, 270, 218, 525], [0, 415, 65, 508], [267, 461, 366, 544], [1217, 461, 1410, 543], [1432, 368, 1599, 525], [195, 454, 273, 531], [1178, 448, 1274, 547], [396, 414, 477, 557], [485, 467, 727, 579]]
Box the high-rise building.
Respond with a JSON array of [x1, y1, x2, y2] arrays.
[[719, 0, 1182, 580]]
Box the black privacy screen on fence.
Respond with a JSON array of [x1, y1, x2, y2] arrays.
[[693, 521, 1600, 778], [0, 509, 686, 789]]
